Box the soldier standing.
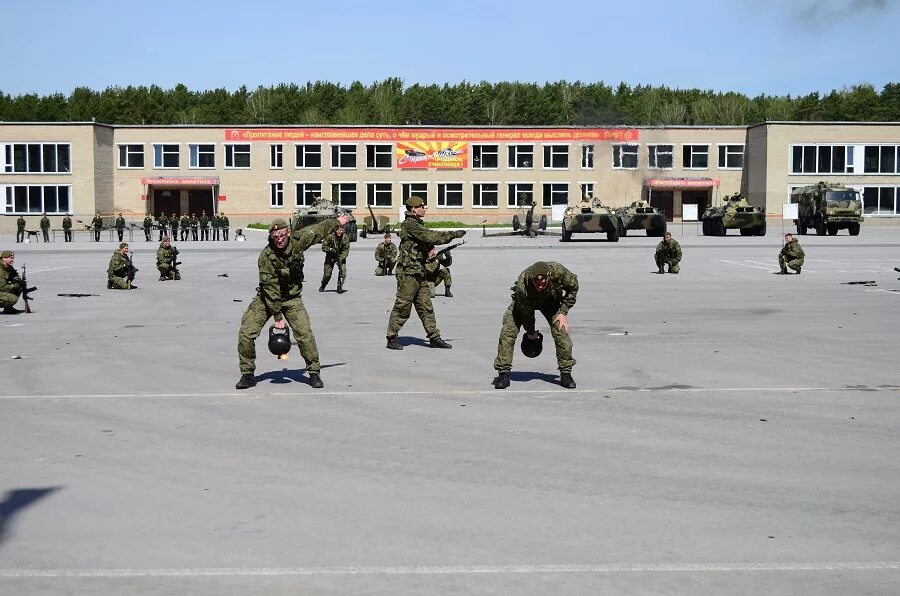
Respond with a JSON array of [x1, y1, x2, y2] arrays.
[[62, 214, 73, 242], [170, 212, 179, 241], [156, 236, 180, 281], [779, 233, 805, 274], [39, 213, 51, 242], [200, 211, 210, 241], [115, 213, 126, 242], [180, 213, 190, 241], [212, 213, 221, 241], [374, 232, 397, 275], [107, 242, 137, 289], [221, 212, 230, 241], [493, 261, 578, 390], [320, 225, 350, 293], [0, 250, 25, 314], [235, 214, 350, 390], [426, 250, 453, 297], [655, 232, 682, 274], [91, 211, 103, 242], [385, 196, 465, 350], [190, 213, 199, 241], [157, 213, 168, 242], [16, 216, 25, 243]]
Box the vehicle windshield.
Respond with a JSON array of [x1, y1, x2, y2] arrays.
[[826, 190, 859, 203]]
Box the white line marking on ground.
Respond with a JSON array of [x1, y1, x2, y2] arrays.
[[24, 266, 71, 273], [2, 561, 900, 577], [0, 386, 896, 400]]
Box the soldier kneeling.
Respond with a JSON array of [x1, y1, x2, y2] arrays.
[[107, 243, 138, 289], [156, 236, 181, 281], [778, 233, 805, 274], [655, 232, 682, 274]]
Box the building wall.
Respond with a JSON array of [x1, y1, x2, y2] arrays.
[[745, 124, 768, 211]]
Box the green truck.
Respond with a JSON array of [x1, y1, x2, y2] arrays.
[[791, 182, 863, 236]]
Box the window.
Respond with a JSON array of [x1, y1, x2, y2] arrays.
[[508, 145, 534, 169], [225, 144, 250, 168], [401, 183, 429, 205], [331, 144, 357, 169], [366, 182, 393, 207], [542, 183, 568, 207], [473, 145, 499, 169], [4, 143, 71, 173], [717, 144, 744, 169], [682, 145, 709, 169], [366, 144, 392, 169], [270, 144, 283, 169], [269, 182, 284, 208], [647, 144, 673, 169], [790, 145, 854, 174], [612, 144, 639, 169], [863, 145, 900, 174], [295, 182, 322, 207], [295, 144, 322, 168], [507, 183, 534, 208], [153, 144, 179, 168], [437, 183, 463, 207], [118, 144, 144, 169], [543, 144, 569, 169], [333, 182, 357, 207], [580, 183, 595, 199], [3, 184, 70, 214], [473, 183, 499, 207], [189, 144, 215, 169], [862, 187, 900, 215], [581, 144, 594, 169]]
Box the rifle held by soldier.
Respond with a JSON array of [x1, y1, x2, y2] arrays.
[[20, 265, 36, 314], [126, 250, 139, 288]]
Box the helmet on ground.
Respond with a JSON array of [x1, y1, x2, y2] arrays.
[[520, 331, 543, 358], [268, 325, 292, 357]]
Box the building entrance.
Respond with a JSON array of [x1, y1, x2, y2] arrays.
[[152, 189, 179, 217], [188, 190, 215, 216]]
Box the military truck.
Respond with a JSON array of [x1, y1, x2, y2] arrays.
[[791, 182, 862, 236], [561, 197, 620, 242], [291, 196, 358, 241], [359, 204, 391, 238], [701, 193, 767, 236], [615, 200, 667, 237]]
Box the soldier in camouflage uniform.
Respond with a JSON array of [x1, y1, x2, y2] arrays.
[[170, 213, 179, 242], [200, 211, 210, 241], [779, 233, 805, 274], [374, 232, 397, 275], [493, 261, 578, 389], [157, 213, 168, 242], [16, 216, 26, 243], [62, 214, 73, 242], [385, 196, 465, 350], [156, 236, 181, 281], [180, 213, 190, 241], [40, 213, 51, 242], [654, 232, 682, 274], [212, 213, 221, 241], [221, 212, 230, 241], [0, 250, 25, 313], [319, 225, 350, 293], [143, 213, 153, 242], [190, 213, 199, 241], [426, 250, 453, 297], [235, 214, 350, 390], [107, 242, 137, 289]]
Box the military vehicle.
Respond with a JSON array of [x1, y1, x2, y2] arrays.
[[615, 200, 667, 237], [561, 197, 620, 242], [481, 196, 551, 238], [791, 182, 863, 236], [701, 193, 767, 236], [291, 196, 357, 241], [359, 204, 391, 238]]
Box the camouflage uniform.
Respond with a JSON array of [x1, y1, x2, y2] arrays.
[[16, 217, 25, 243], [200, 212, 210, 241], [320, 230, 350, 291], [143, 215, 153, 241], [237, 218, 339, 377], [107, 248, 132, 289], [115, 215, 126, 242], [493, 261, 578, 375], [779, 238, 805, 273], [655, 237, 682, 273], [62, 216, 73, 242], [221, 215, 230, 241], [157, 214, 168, 241], [156, 242, 181, 280], [0, 258, 23, 309], [374, 241, 398, 275], [426, 252, 453, 297], [212, 214, 221, 241], [385, 208, 464, 343], [190, 215, 199, 241], [40, 216, 51, 242], [180, 215, 190, 241], [170, 214, 179, 240]]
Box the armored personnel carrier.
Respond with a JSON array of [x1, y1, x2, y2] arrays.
[[791, 182, 862, 236], [701, 193, 766, 236], [359, 204, 390, 238], [615, 200, 667, 237], [561, 197, 620, 242], [292, 196, 357, 241]]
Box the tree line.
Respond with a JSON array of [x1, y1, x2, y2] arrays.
[[1, 79, 898, 126]]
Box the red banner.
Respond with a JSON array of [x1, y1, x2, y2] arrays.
[[646, 178, 720, 188], [396, 142, 467, 169], [225, 127, 639, 142], [141, 177, 219, 186]]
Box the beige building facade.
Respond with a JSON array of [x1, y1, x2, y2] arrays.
[[2, 122, 899, 234]]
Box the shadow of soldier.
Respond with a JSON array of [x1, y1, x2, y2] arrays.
[[0, 487, 61, 547], [508, 371, 563, 385], [254, 362, 345, 385]]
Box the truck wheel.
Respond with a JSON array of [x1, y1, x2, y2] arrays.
[[512, 215, 520, 231], [348, 221, 358, 242], [849, 223, 861, 236], [827, 225, 838, 236], [607, 227, 619, 242], [756, 222, 767, 236], [717, 219, 727, 236], [740, 228, 750, 236]]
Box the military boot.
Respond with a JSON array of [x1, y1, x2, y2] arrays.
[[386, 337, 403, 350], [779, 267, 788, 274], [336, 284, 345, 294], [107, 280, 113, 289], [657, 267, 665, 274], [319, 283, 326, 292], [235, 374, 256, 390], [429, 337, 452, 349], [308, 373, 324, 389], [795, 267, 801, 275], [159, 275, 167, 281], [559, 372, 576, 389], [444, 287, 453, 297], [2, 306, 24, 315], [494, 371, 510, 389]]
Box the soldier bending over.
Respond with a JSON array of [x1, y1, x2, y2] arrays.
[[779, 233, 805, 274], [374, 233, 397, 275], [655, 232, 682, 274]]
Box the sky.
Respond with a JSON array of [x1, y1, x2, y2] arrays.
[[0, 0, 897, 98]]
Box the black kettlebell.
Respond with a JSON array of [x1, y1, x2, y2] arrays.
[[520, 331, 543, 358], [268, 325, 292, 358]]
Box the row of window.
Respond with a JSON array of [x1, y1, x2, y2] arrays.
[[267, 181, 600, 210], [116, 142, 747, 172], [3, 184, 71, 213], [2, 143, 71, 173], [862, 186, 900, 215], [790, 144, 900, 175]]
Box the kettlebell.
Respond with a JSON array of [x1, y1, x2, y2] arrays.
[[268, 325, 292, 359], [520, 330, 544, 358]]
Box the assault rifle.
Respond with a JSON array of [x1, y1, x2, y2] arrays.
[[171, 247, 182, 275], [19, 265, 36, 314], [433, 240, 466, 259], [125, 250, 139, 288]]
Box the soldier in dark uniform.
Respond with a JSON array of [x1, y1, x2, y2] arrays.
[[62, 213, 73, 242], [143, 213, 153, 242], [40, 213, 51, 242], [170, 212, 179, 242], [235, 214, 350, 390], [212, 213, 221, 241], [16, 216, 26, 243], [200, 211, 210, 241], [180, 213, 190, 241], [190, 213, 199, 241], [385, 196, 465, 350], [115, 213, 126, 242], [91, 211, 103, 242], [157, 213, 168, 242], [221, 212, 230, 241]]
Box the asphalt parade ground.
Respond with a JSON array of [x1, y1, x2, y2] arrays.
[[1, 224, 899, 595]]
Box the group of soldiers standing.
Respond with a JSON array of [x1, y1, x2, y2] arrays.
[[15, 214, 73, 243], [142, 211, 230, 243]]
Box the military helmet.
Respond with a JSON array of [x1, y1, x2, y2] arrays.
[[520, 331, 544, 358], [268, 325, 292, 357]]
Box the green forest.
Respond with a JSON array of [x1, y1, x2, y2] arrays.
[[1, 79, 899, 126]]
